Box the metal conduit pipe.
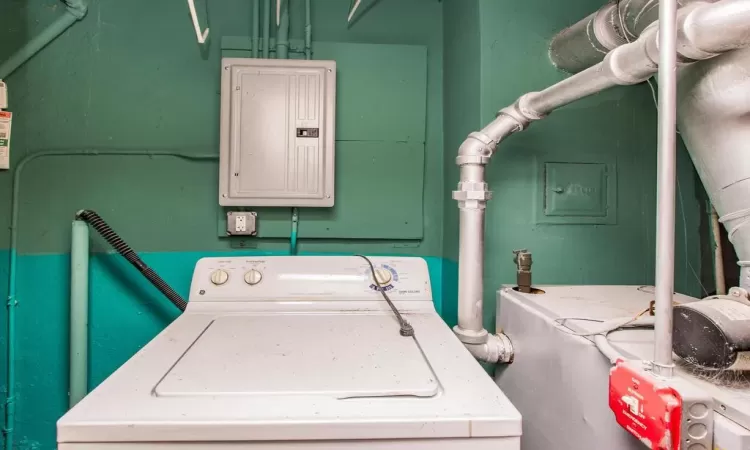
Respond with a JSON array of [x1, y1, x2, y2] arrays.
[[252, 0, 260, 58], [262, 0, 271, 58], [453, 0, 750, 363], [549, 0, 713, 73], [276, 0, 290, 60], [652, 0, 678, 378], [0, 0, 88, 79]]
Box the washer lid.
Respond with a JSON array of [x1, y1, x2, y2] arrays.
[[155, 314, 439, 399]]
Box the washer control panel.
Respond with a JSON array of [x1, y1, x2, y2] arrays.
[[189, 256, 432, 302]]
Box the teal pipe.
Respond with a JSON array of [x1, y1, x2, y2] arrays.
[[304, 0, 312, 60], [290, 208, 299, 255], [0, 0, 87, 80], [69, 220, 89, 408], [4, 150, 217, 450], [276, 0, 289, 59], [252, 0, 260, 58], [262, 0, 271, 58]]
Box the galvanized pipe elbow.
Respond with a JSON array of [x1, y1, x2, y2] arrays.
[[464, 333, 514, 364]]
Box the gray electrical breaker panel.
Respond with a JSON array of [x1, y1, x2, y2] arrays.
[[219, 58, 336, 207]]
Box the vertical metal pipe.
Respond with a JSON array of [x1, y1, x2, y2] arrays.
[[304, 0, 312, 60], [69, 220, 89, 407], [252, 0, 260, 58], [276, 0, 289, 59], [455, 165, 489, 342], [653, 0, 678, 377], [262, 0, 271, 58]]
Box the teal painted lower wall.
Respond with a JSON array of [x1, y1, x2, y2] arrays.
[[1, 250, 448, 449]]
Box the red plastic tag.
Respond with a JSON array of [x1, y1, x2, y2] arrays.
[[609, 362, 682, 449]]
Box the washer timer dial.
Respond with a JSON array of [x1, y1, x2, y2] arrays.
[[244, 269, 263, 286], [210, 269, 229, 285], [373, 268, 392, 286]]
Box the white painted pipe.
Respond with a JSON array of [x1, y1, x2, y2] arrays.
[[453, 0, 750, 363], [652, 0, 678, 378]]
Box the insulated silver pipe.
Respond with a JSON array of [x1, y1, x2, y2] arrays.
[[653, 0, 678, 378]]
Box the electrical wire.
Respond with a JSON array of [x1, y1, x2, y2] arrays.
[[555, 306, 652, 337], [357, 255, 414, 337]]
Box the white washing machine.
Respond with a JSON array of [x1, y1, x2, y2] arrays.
[[57, 256, 521, 449]]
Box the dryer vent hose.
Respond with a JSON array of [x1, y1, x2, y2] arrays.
[[75, 210, 187, 312]]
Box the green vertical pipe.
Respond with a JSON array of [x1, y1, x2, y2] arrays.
[[252, 0, 260, 58], [4, 246, 16, 450], [262, 0, 271, 58], [0, 1, 87, 80], [4, 150, 216, 450], [69, 220, 89, 408], [276, 0, 289, 59], [304, 0, 312, 59]]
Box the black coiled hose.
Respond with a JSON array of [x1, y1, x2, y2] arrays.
[[75, 210, 187, 312]]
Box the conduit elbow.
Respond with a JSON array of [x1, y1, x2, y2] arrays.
[[63, 0, 88, 20], [456, 132, 494, 166]]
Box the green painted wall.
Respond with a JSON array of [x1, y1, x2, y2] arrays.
[[442, 0, 704, 332], [0, 0, 444, 448], [0, 0, 709, 448]]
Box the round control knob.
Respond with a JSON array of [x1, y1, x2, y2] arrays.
[[210, 269, 229, 285], [373, 268, 392, 286], [244, 269, 263, 286]]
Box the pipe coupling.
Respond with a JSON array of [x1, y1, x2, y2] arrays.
[[456, 132, 495, 165], [453, 182, 492, 210], [494, 94, 548, 130], [677, 2, 722, 60], [464, 332, 514, 364], [604, 27, 659, 85], [454, 325, 489, 345]]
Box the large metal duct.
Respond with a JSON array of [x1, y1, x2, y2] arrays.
[[677, 47, 750, 290]]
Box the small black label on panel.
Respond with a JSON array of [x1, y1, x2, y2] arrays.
[[296, 128, 319, 138]]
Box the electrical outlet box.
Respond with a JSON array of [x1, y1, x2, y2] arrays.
[[226, 211, 257, 236], [219, 58, 337, 207]]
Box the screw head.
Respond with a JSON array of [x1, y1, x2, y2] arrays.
[[199, 290, 205, 295]]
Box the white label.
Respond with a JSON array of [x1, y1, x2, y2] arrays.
[[0, 111, 10, 170]]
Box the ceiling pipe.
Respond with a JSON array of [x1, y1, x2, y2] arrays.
[[0, 0, 88, 80], [549, 0, 714, 74], [453, 0, 750, 363]]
